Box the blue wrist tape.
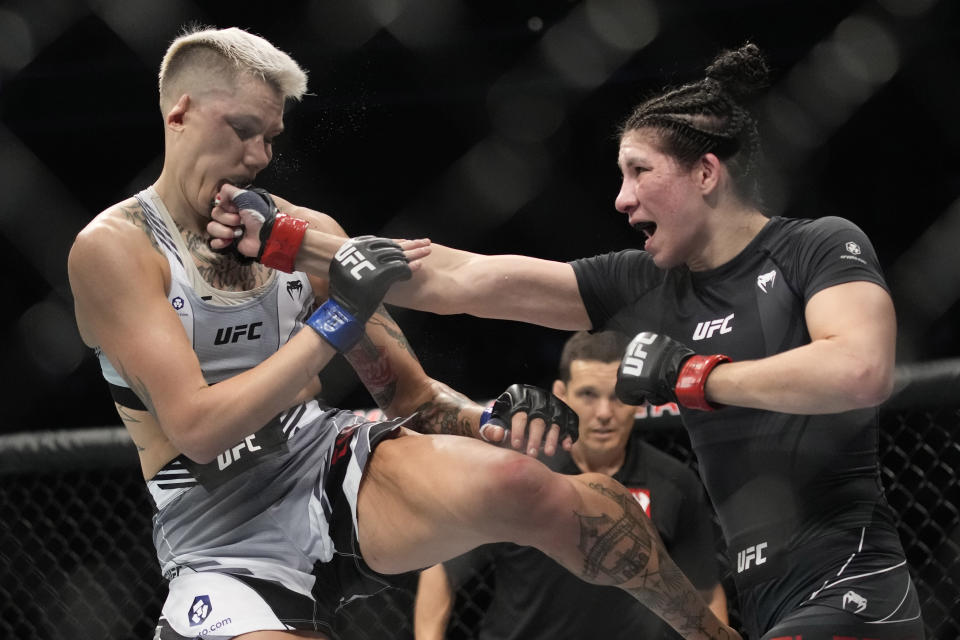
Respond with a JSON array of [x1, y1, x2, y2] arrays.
[[306, 299, 364, 352], [479, 406, 493, 426]]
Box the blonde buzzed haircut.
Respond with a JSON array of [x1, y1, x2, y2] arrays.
[[158, 26, 308, 112]]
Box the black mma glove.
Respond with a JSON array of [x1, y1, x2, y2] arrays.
[[480, 383, 580, 445], [306, 236, 411, 352], [229, 187, 309, 273], [615, 332, 731, 411]]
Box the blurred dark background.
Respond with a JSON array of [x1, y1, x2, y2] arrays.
[[1, 0, 957, 434]]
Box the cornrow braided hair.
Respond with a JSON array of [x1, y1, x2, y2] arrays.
[[622, 43, 770, 205]]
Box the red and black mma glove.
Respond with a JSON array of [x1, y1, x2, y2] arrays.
[[306, 236, 411, 352], [230, 187, 309, 273], [480, 383, 580, 445], [615, 332, 731, 411]]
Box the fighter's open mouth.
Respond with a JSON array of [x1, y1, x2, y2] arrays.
[[632, 221, 656, 238]]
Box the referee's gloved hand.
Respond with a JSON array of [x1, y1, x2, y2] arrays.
[[615, 332, 731, 411], [306, 236, 411, 352], [480, 383, 579, 456]]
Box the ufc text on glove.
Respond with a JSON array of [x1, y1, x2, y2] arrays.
[[306, 236, 411, 352], [616, 331, 730, 411]]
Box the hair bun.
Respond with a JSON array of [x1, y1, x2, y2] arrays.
[[705, 42, 770, 102]]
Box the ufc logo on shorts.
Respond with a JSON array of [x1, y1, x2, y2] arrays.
[[217, 435, 262, 471], [692, 313, 734, 341], [736, 542, 767, 573], [335, 242, 375, 280], [621, 332, 658, 376]]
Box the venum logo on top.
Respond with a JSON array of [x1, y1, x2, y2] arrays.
[[756, 270, 776, 293], [285, 279, 303, 301]]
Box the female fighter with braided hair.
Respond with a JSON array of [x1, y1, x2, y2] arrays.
[[216, 43, 924, 639]]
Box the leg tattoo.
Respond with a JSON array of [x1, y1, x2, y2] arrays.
[[576, 491, 652, 581], [575, 481, 736, 640]]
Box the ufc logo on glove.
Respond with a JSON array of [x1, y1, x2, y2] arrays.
[[621, 332, 658, 376], [335, 242, 376, 280]]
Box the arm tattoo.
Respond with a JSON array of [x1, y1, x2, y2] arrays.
[[115, 406, 146, 451], [116, 404, 142, 425], [343, 305, 418, 410], [128, 378, 157, 418], [115, 360, 157, 418], [351, 305, 480, 437], [406, 397, 475, 437], [366, 306, 420, 362], [117, 201, 162, 255], [344, 334, 399, 410]]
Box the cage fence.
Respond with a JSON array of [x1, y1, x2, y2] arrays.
[[1, 360, 957, 640]]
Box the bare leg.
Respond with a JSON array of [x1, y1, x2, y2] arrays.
[[357, 431, 740, 640]]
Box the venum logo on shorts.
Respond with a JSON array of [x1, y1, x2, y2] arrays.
[[842, 589, 868, 613], [692, 313, 734, 341], [214, 322, 263, 345], [188, 594, 212, 626], [736, 542, 767, 573]]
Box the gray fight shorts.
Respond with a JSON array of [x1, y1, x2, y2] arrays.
[[152, 408, 409, 639]]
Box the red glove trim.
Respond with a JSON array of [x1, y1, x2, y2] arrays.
[[675, 354, 731, 411], [260, 214, 308, 273]]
